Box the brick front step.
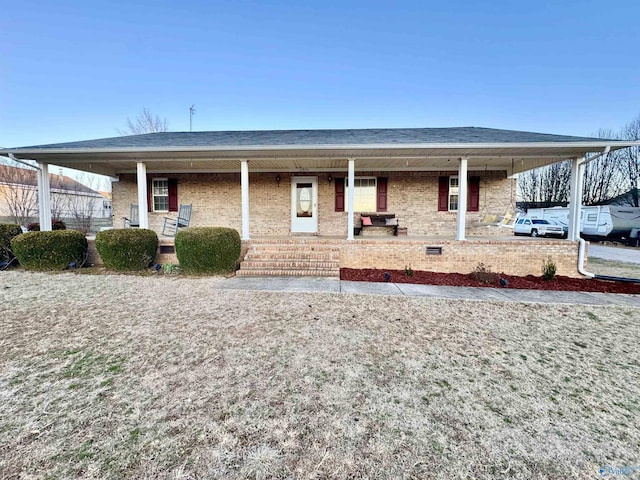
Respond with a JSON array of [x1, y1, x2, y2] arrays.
[[239, 242, 340, 277], [236, 268, 339, 277], [241, 260, 339, 269]]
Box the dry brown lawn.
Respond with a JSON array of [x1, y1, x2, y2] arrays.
[[587, 257, 640, 279], [0, 271, 639, 479]]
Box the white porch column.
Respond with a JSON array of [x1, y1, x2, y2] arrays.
[[568, 157, 584, 241], [241, 160, 250, 240], [347, 158, 355, 240], [455, 157, 468, 241], [136, 162, 149, 229], [36, 162, 52, 231]]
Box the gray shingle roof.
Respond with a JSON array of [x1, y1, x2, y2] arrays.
[[8, 127, 609, 151]]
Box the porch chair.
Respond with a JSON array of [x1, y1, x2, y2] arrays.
[[477, 211, 515, 228], [499, 212, 515, 227], [122, 204, 140, 228], [162, 204, 192, 236]]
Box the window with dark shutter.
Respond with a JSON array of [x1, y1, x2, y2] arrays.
[[376, 177, 388, 212], [147, 178, 153, 212], [168, 178, 178, 212], [468, 176, 480, 212], [147, 177, 178, 212], [335, 178, 345, 212], [438, 176, 449, 211]]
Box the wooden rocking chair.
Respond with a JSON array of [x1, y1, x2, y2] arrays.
[[122, 204, 140, 228], [162, 204, 192, 236]]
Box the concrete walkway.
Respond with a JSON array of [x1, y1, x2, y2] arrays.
[[219, 276, 640, 307]]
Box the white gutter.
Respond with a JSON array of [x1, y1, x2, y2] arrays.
[[575, 146, 608, 279], [8, 153, 40, 170], [583, 145, 611, 164], [577, 238, 595, 278]]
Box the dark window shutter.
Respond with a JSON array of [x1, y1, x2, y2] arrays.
[[168, 178, 178, 212], [335, 178, 345, 212], [468, 176, 480, 212], [147, 177, 153, 212], [377, 177, 388, 212], [438, 176, 449, 211]]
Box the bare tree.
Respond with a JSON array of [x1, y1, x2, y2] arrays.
[[619, 115, 640, 206], [64, 173, 103, 234], [518, 121, 640, 208], [117, 108, 169, 135], [0, 163, 38, 225], [517, 160, 571, 208], [582, 129, 627, 205]]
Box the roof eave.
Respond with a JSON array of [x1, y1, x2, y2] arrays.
[[2, 140, 637, 156]]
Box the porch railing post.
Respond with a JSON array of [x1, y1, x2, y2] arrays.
[[241, 160, 250, 240], [36, 161, 52, 231], [136, 162, 149, 229], [347, 158, 355, 240], [456, 157, 468, 241]]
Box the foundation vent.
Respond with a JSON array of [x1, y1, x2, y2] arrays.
[[426, 246, 443, 255]]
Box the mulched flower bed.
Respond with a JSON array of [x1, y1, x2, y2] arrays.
[[340, 268, 640, 294]]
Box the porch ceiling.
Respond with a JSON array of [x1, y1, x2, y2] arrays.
[[3, 144, 630, 178]]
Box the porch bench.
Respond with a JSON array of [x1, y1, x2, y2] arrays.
[[360, 213, 399, 236]]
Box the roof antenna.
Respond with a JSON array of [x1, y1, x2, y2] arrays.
[[189, 104, 196, 132]]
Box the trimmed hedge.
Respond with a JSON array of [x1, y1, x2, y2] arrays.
[[95, 229, 158, 271], [0, 223, 23, 264], [27, 219, 67, 231], [11, 230, 88, 270], [175, 227, 241, 274]]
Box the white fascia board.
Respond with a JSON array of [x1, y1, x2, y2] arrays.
[[2, 140, 638, 155]]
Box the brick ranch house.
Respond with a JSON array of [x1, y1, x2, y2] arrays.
[[2, 127, 637, 277]]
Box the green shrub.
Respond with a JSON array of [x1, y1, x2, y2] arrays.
[[542, 257, 557, 281], [0, 223, 23, 264], [27, 219, 67, 231], [11, 230, 88, 270], [404, 264, 414, 277], [470, 262, 499, 284], [95, 229, 158, 271], [175, 227, 241, 274]]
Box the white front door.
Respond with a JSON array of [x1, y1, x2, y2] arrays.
[[291, 176, 318, 233]]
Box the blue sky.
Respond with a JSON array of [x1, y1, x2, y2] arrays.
[[2, 0, 639, 150]]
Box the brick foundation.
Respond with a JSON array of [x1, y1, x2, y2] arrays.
[[87, 236, 582, 277], [339, 238, 581, 277]]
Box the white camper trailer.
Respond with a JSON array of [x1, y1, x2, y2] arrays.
[[526, 205, 640, 240]]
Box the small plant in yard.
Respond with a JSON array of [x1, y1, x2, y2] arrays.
[[542, 257, 557, 281], [470, 262, 499, 284], [162, 263, 181, 275], [404, 264, 414, 277]]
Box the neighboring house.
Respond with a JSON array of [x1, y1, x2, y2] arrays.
[[2, 127, 638, 276], [98, 191, 113, 218], [0, 164, 110, 228]]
